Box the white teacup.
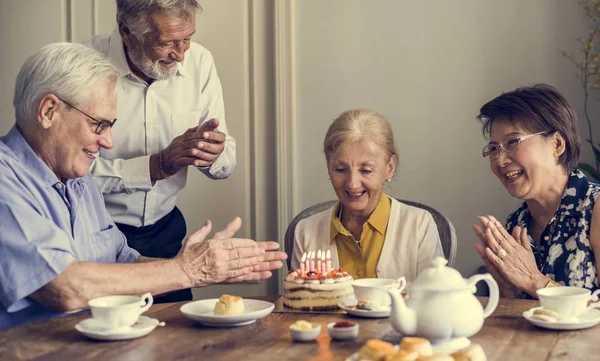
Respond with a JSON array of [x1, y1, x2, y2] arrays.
[[88, 293, 153, 330], [352, 277, 407, 308], [536, 287, 600, 321]]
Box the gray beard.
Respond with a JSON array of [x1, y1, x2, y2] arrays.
[[127, 43, 178, 81]]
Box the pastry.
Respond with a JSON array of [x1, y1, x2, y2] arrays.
[[398, 337, 433, 357], [415, 355, 454, 361], [213, 294, 244, 315], [530, 308, 559, 323], [451, 343, 487, 361], [384, 350, 419, 361], [357, 339, 397, 361]]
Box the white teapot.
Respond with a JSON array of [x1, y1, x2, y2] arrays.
[[387, 257, 499, 345]]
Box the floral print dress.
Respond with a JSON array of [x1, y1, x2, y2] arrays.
[[506, 169, 600, 291]]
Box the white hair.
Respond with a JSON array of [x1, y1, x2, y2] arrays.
[[13, 42, 118, 124], [117, 0, 201, 40]]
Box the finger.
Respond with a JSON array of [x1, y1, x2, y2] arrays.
[[186, 220, 212, 245], [478, 215, 492, 228], [484, 227, 503, 254], [192, 149, 220, 162], [257, 241, 281, 251], [201, 130, 226, 144], [472, 224, 487, 244], [228, 247, 263, 261], [253, 260, 284, 272], [198, 118, 220, 133], [492, 220, 517, 247], [194, 141, 225, 156], [227, 271, 273, 283], [487, 222, 513, 251], [474, 243, 486, 257], [213, 217, 243, 240], [520, 227, 532, 251], [225, 266, 254, 279], [226, 256, 262, 270], [260, 251, 288, 262], [485, 246, 505, 268]]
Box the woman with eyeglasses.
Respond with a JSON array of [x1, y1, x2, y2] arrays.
[[472, 84, 600, 298]]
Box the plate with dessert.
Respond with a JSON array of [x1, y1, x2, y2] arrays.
[[280, 268, 354, 313], [337, 299, 391, 318], [523, 306, 600, 330], [180, 294, 274, 327]]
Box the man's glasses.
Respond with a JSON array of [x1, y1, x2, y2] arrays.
[[482, 131, 548, 160], [60, 98, 117, 135]]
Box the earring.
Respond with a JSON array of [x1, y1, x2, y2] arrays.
[[385, 178, 391, 182]]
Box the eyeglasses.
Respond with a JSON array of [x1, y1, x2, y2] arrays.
[[60, 98, 117, 135], [482, 131, 547, 160]]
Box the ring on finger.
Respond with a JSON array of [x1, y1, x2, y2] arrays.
[[497, 248, 507, 259]]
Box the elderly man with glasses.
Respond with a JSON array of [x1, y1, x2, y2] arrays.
[[0, 43, 285, 330], [87, 0, 237, 302]]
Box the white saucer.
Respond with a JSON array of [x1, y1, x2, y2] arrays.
[[75, 315, 159, 341], [523, 307, 600, 330], [180, 298, 274, 327], [337, 300, 390, 318]]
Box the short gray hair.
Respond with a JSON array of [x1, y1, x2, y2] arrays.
[[116, 0, 201, 39], [13, 42, 118, 124]]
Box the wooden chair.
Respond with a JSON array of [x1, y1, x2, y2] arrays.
[[284, 199, 457, 270]]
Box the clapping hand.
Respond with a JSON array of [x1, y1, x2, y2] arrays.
[[175, 217, 286, 287], [473, 215, 544, 297]]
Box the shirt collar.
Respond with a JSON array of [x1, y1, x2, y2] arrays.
[[3, 126, 61, 188], [329, 193, 390, 241], [108, 28, 188, 80], [511, 169, 590, 225]]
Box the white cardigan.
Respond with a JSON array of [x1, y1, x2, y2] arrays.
[[291, 197, 444, 281]]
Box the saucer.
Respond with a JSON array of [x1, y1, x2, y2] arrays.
[[180, 298, 274, 327], [523, 307, 600, 330], [75, 315, 160, 341], [337, 300, 390, 318]]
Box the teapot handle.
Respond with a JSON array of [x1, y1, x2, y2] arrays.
[[467, 273, 499, 318]]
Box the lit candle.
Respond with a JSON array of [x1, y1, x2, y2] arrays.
[[300, 252, 306, 275], [310, 251, 315, 271], [317, 250, 322, 273], [320, 251, 326, 274], [326, 249, 332, 274]]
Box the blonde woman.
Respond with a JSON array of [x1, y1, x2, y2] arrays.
[[291, 109, 443, 280]]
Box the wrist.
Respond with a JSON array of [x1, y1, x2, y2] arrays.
[[527, 273, 550, 298]]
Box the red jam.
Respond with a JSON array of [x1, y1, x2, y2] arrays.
[[333, 321, 355, 328]]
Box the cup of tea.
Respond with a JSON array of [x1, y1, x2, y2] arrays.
[[88, 293, 153, 330], [351, 277, 407, 308], [536, 287, 600, 321]]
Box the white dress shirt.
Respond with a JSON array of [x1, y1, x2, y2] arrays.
[[291, 197, 444, 281], [88, 29, 236, 227]]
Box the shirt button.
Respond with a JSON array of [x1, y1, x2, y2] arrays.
[[55, 183, 63, 189]]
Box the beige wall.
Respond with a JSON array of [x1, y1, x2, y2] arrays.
[[0, 0, 595, 291], [291, 0, 594, 277]]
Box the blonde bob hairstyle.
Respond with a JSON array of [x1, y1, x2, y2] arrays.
[[323, 109, 398, 168]]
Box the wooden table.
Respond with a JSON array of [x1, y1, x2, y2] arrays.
[[1, 297, 599, 361]]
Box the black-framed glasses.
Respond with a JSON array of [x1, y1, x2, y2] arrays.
[[59, 98, 117, 135], [482, 131, 547, 160]]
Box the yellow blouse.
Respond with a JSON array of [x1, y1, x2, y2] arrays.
[[330, 193, 391, 279]]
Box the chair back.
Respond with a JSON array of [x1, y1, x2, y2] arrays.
[[284, 198, 457, 270]]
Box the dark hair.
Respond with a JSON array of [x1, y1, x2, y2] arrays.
[[476, 84, 581, 173]]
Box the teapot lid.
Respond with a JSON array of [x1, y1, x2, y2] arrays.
[[411, 257, 467, 291]]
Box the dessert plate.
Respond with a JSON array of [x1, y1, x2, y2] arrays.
[[180, 299, 274, 327], [523, 306, 600, 330], [75, 315, 160, 341], [338, 300, 390, 318]]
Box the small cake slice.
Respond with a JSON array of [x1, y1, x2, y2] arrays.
[[531, 308, 559, 323], [358, 339, 397, 361], [398, 337, 433, 357], [213, 294, 244, 315]]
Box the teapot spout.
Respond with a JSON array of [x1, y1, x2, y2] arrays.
[[387, 289, 417, 336]]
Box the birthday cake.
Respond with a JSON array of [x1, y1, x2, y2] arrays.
[[283, 250, 354, 310]]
